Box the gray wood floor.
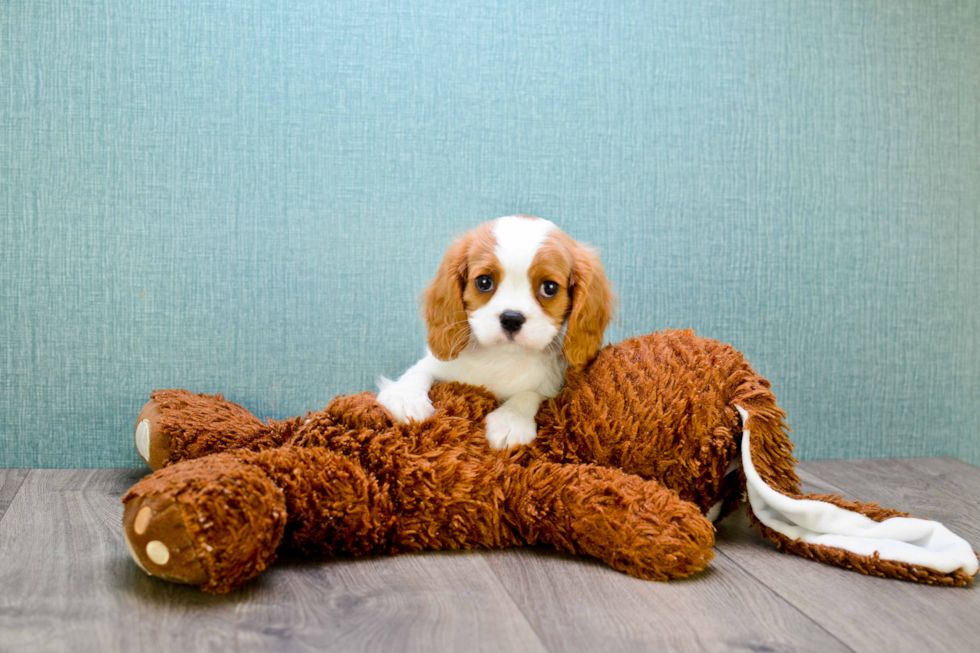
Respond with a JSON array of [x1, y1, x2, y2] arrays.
[[0, 459, 977, 653]]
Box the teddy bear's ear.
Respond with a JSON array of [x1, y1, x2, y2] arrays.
[[422, 235, 471, 361], [563, 243, 615, 371]]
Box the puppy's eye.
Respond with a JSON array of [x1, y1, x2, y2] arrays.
[[475, 275, 495, 293], [540, 280, 560, 298]]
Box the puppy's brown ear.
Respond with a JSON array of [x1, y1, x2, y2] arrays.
[[563, 243, 615, 371], [422, 236, 471, 361]]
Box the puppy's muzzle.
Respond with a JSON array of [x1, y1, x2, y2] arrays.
[[499, 311, 525, 335]]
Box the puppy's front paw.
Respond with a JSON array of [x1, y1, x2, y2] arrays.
[[377, 382, 435, 423], [485, 408, 538, 450]]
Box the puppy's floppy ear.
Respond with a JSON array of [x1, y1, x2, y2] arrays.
[[422, 236, 471, 361], [563, 243, 615, 371]]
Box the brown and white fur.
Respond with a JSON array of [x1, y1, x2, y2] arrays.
[[377, 216, 614, 449]]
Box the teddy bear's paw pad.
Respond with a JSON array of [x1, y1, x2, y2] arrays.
[[135, 400, 171, 471], [123, 494, 209, 586], [134, 421, 151, 464]]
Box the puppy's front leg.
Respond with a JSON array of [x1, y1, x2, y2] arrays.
[[485, 391, 544, 450], [377, 357, 436, 423]]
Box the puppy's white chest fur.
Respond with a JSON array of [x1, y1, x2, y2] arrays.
[[434, 343, 567, 401]]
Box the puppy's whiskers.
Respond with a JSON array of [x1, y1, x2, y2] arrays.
[[446, 321, 471, 357]]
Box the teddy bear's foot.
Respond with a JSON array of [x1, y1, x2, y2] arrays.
[[122, 454, 287, 593], [123, 490, 210, 585], [134, 399, 170, 471]]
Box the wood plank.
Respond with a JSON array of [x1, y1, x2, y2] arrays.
[[0, 469, 546, 653], [882, 457, 979, 522], [895, 456, 980, 480], [801, 458, 980, 542], [0, 469, 29, 522], [713, 459, 980, 653], [3, 461, 975, 653], [228, 551, 548, 653], [484, 545, 851, 653]]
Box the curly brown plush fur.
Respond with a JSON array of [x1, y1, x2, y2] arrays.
[[123, 330, 976, 593]]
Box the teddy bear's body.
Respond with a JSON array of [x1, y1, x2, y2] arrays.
[[123, 330, 977, 592]]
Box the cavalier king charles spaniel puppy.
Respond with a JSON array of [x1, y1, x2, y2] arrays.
[[377, 215, 614, 449]]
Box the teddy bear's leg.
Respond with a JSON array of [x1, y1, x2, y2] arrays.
[[241, 446, 394, 557], [504, 460, 716, 581], [531, 329, 789, 517], [123, 446, 394, 593], [122, 452, 287, 592], [134, 390, 292, 470]]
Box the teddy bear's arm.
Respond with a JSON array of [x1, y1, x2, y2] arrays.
[[134, 390, 294, 470]]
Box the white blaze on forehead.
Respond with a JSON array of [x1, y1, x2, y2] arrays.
[[467, 216, 561, 351], [492, 216, 555, 275]]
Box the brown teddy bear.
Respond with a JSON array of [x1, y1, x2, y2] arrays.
[[122, 330, 978, 593]]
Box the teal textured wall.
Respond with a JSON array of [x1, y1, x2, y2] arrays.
[[2, 1, 978, 468]]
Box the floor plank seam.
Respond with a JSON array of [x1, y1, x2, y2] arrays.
[[892, 458, 978, 504], [0, 469, 31, 525], [711, 546, 860, 653], [484, 554, 567, 653]]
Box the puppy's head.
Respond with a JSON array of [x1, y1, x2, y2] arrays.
[[422, 216, 614, 370]]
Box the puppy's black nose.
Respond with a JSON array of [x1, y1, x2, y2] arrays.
[[500, 311, 525, 334]]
